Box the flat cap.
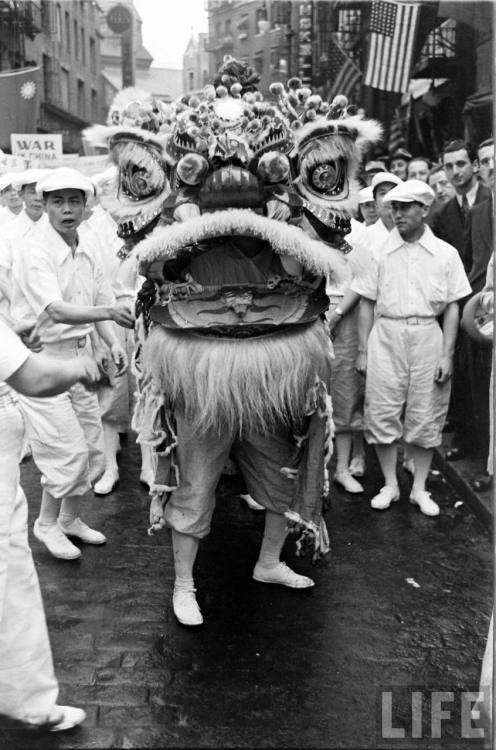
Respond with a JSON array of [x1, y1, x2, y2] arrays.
[[36, 167, 95, 200], [383, 179, 435, 207]]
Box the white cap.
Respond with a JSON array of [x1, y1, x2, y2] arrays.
[[0, 172, 17, 192], [383, 179, 435, 207], [36, 167, 95, 201], [358, 186, 374, 204], [371, 172, 403, 192], [11, 169, 50, 190]]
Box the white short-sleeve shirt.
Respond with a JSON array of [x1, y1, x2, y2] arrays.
[[0, 319, 29, 380], [351, 225, 472, 317], [10, 221, 115, 343]]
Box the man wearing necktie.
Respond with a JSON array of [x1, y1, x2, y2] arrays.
[[431, 140, 492, 462]]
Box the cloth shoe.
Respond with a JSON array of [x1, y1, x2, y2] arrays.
[[33, 520, 81, 560], [253, 561, 314, 589], [409, 490, 440, 517], [348, 456, 365, 477], [172, 589, 203, 626], [334, 470, 364, 493], [57, 517, 106, 545], [240, 493, 265, 511], [370, 485, 400, 510], [94, 468, 119, 495], [48, 706, 86, 732]]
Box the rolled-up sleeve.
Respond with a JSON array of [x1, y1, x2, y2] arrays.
[[0, 320, 29, 379]]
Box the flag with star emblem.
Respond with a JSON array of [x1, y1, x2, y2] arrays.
[[364, 1, 420, 93], [0, 66, 41, 151]]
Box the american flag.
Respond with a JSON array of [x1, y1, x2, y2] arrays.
[[364, 1, 420, 93], [328, 37, 362, 101]]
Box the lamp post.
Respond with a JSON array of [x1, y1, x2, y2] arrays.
[[106, 3, 135, 88]]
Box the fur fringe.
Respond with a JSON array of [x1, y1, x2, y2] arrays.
[[295, 115, 383, 159], [136, 209, 348, 283], [143, 320, 332, 435]]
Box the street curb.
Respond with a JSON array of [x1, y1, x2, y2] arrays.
[[433, 448, 493, 528]]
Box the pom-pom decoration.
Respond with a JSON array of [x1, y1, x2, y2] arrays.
[[257, 152, 290, 184], [176, 153, 209, 186]]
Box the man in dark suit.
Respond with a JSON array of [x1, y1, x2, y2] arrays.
[[431, 140, 492, 461], [463, 139, 494, 488]]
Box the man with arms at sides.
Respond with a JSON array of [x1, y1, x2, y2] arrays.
[[352, 180, 471, 516], [0, 318, 103, 731], [463, 138, 494, 491], [431, 140, 492, 463], [10, 168, 135, 561]]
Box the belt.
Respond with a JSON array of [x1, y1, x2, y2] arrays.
[[379, 316, 435, 326]]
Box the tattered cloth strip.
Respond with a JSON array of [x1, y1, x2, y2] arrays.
[[282, 378, 334, 562]]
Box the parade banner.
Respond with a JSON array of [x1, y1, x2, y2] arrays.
[[11, 133, 63, 167], [0, 66, 41, 152]]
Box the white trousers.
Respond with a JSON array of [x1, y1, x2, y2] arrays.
[[18, 338, 105, 498], [0, 393, 58, 722]]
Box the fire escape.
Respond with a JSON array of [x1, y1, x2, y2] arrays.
[[0, 1, 42, 71]]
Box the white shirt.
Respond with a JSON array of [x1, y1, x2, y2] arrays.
[[0, 319, 29, 395], [0, 206, 21, 226], [351, 225, 472, 318], [11, 222, 115, 344]]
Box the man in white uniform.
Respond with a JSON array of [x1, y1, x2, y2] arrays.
[[365, 172, 403, 250], [353, 180, 471, 516], [0, 170, 48, 326], [10, 167, 135, 560], [0, 318, 103, 730], [0, 172, 23, 224]]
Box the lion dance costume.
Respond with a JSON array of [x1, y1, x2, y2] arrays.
[[86, 59, 380, 625]]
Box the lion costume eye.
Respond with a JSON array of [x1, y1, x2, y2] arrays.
[[309, 161, 341, 194], [121, 164, 165, 201]]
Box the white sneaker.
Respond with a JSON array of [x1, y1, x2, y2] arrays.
[[370, 485, 400, 510], [172, 589, 203, 626], [94, 468, 119, 495], [58, 517, 106, 545], [409, 490, 440, 517], [240, 493, 265, 511], [48, 705, 86, 732], [33, 520, 81, 560], [253, 561, 314, 588], [348, 456, 365, 477], [334, 470, 364, 494]]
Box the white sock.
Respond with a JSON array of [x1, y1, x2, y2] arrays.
[[256, 511, 287, 569], [174, 576, 196, 594], [58, 495, 79, 526]]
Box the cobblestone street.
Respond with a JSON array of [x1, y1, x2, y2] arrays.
[[1, 437, 492, 749]]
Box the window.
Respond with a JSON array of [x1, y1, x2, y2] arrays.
[[202, 68, 208, 86], [90, 37, 96, 74], [188, 71, 194, 90], [73, 19, 79, 59], [237, 15, 249, 40], [55, 3, 62, 42], [91, 88, 98, 120], [77, 79, 85, 117], [60, 67, 70, 110], [81, 28, 86, 65], [65, 11, 70, 52]]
